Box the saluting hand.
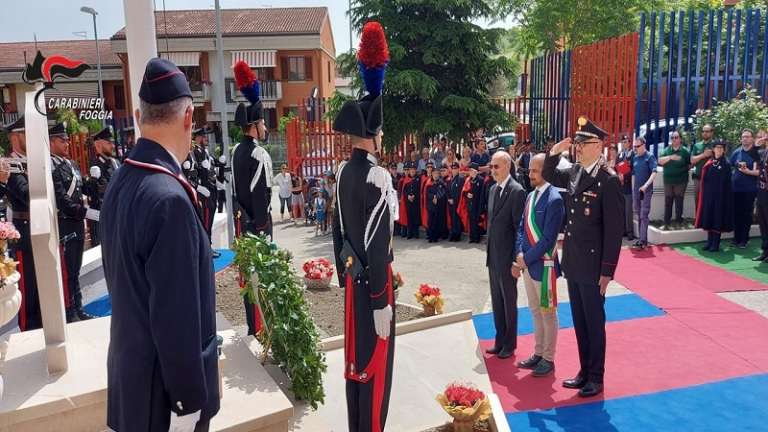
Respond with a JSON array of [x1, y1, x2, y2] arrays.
[[550, 137, 572, 155]]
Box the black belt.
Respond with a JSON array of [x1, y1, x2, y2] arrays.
[[12, 211, 29, 220]]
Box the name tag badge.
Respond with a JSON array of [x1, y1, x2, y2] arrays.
[[583, 191, 597, 198]]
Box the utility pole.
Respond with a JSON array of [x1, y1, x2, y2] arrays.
[[215, 0, 235, 247]]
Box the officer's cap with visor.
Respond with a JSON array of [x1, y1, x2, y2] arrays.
[[48, 122, 68, 138], [333, 22, 389, 139], [574, 116, 608, 143], [3, 116, 25, 133], [93, 126, 114, 142]]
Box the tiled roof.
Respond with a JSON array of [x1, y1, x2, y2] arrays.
[[0, 40, 121, 70], [112, 7, 328, 39]]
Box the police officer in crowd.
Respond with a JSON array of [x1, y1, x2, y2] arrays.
[[214, 150, 228, 214], [185, 127, 219, 257], [0, 116, 42, 331], [231, 60, 274, 336], [49, 122, 100, 322], [542, 117, 624, 398], [101, 58, 219, 432], [84, 126, 120, 247]]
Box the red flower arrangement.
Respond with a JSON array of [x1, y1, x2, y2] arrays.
[[418, 284, 441, 298], [414, 283, 444, 315], [444, 383, 485, 408], [302, 258, 334, 281]]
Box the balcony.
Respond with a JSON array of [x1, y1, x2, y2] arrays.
[[226, 79, 282, 103], [191, 82, 212, 104]]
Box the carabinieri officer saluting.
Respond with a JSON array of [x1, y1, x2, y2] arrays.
[[542, 117, 624, 398], [100, 58, 219, 432], [332, 22, 398, 432]]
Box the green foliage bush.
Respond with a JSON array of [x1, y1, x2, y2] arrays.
[[233, 234, 327, 409], [693, 86, 768, 151]]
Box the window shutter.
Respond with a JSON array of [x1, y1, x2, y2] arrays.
[[305, 56, 313, 80], [281, 57, 290, 80]]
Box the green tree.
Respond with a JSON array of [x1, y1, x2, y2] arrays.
[[346, 0, 517, 149]]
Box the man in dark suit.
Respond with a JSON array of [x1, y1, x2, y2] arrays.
[[485, 151, 527, 359], [542, 117, 624, 398], [514, 153, 565, 377], [101, 58, 219, 432]]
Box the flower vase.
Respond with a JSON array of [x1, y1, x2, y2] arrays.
[[305, 276, 331, 291], [422, 304, 436, 316], [451, 418, 474, 432]]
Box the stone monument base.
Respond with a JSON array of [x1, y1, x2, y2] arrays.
[[0, 314, 292, 432]]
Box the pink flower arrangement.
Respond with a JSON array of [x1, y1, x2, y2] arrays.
[[303, 258, 334, 281], [0, 222, 20, 241]]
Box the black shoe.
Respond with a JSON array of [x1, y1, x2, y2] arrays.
[[532, 359, 555, 377], [562, 375, 587, 389], [497, 347, 515, 359], [77, 309, 95, 321], [752, 254, 767, 261], [578, 382, 604, 398], [66, 309, 78, 323], [517, 354, 542, 369], [485, 346, 501, 355], [737, 243, 748, 249], [212, 250, 221, 259]]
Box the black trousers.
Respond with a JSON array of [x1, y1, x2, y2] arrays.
[[88, 220, 100, 246], [469, 210, 481, 242], [757, 191, 768, 252], [427, 209, 445, 242], [406, 203, 420, 238], [448, 203, 462, 240], [217, 189, 226, 213], [12, 219, 41, 331], [733, 191, 757, 245], [346, 278, 395, 432], [60, 219, 85, 315], [567, 279, 606, 384], [663, 182, 687, 225], [488, 266, 518, 351]]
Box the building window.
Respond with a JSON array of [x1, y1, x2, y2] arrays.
[[179, 66, 203, 91], [328, 61, 331, 83], [1, 87, 10, 104], [288, 57, 306, 81], [113, 85, 125, 110]]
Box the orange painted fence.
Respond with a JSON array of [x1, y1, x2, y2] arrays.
[[570, 32, 639, 145]]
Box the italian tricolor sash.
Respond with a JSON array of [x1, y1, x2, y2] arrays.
[[524, 189, 558, 311]]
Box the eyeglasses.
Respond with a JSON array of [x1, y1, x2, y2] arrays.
[[575, 140, 599, 147], [489, 163, 501, 169], [671, 136, 681, 139]]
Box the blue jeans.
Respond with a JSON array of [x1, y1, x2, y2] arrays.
[[633, 188, 653, 243]]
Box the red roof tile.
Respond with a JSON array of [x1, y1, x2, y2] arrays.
[[0, 40, 121, 70], [111, 7, 328, 39]]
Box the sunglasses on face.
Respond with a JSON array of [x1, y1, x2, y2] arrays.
[[489, 163, 501, 169]]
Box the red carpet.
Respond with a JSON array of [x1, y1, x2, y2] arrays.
[[623, 245, 766, 293], [481, 315, 761, 412], [481, 246, 768, 415]]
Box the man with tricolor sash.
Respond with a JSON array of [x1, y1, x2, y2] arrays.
[[513, 153, 564, 377]]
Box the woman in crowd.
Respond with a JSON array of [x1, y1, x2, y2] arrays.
[[290, 173, 306, 226], [696, 140, 734, 252], [459, 146, 473, 169], [443, 147, 458, 168]]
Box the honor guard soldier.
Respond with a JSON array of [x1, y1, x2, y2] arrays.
[[190, 127, 219, 254], [542, 117, 624, 398], [49, 122, 99, 322], [332, 22, 397, 432], [0, 116, 42, 331], [101, 58, 220, 432], [231, 59, 274, 336], [214, 152, 228, 213], [84, 126, 120, 247], [403, 161, 421, 238]]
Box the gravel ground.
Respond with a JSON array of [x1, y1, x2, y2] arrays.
[[215, 266, 423, 338], [420, 420, 490, 431]]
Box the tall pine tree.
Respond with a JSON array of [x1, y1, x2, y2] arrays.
[[343, 0, 516, 149]]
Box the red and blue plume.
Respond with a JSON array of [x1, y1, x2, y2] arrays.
[[357, 21, 389, 97], [233, 60, 260, 104]]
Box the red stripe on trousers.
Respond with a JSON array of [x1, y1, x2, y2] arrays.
[[60, 245, 71, 308], [16, 251, 27, 331]]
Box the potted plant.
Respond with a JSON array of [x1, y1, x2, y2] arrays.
[[414, 283, 444, 316], [302, 258, 334, 290], [436, 382, 491, 432], [392, 272, 404, 301], [0, 222, 21, 327]]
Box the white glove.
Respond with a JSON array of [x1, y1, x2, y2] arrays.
[[201, 159, 211, 169], [218, 155, 226, 164], [89, 166, 102, 179], [216, 180, 225, 190], [373, 305, 393, 339], [168, 409, 200, 432], [196, 185, 211, 198], [182, 160, 192, 170], [85, 208, 100, 222]]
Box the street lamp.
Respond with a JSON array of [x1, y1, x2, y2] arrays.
[[80, 6, 103, 106]]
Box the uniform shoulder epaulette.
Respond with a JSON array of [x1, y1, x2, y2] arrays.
[[366, 165, 391, 191], [250, 145, 267, 161]]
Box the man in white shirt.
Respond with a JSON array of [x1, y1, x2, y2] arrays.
[[273, 164, 293, 221]]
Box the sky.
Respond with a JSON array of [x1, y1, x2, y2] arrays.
[[0, 0, 514, 54]]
